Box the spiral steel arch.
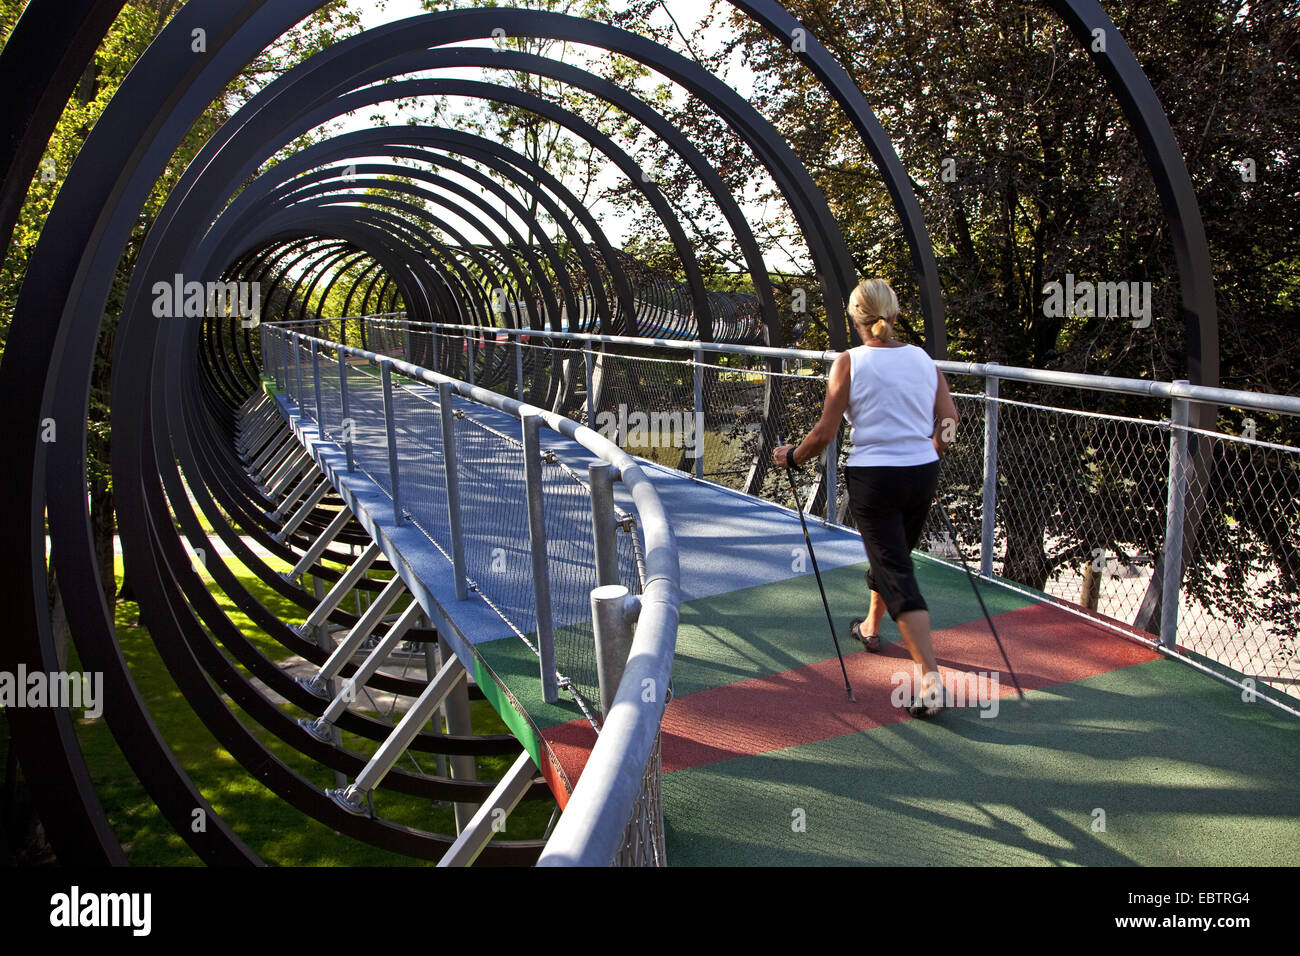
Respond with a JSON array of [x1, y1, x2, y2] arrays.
[[0, 0, 1219, 866]]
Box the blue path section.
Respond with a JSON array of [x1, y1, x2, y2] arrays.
[[330, 376, 872, 627], [278, 379, 879, 653], [273, 381, 919, 786], [621, 458, 867, 601]]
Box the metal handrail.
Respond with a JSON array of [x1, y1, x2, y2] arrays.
[[266, 325, 681, 866]]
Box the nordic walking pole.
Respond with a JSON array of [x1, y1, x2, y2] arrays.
[[930, 497, 1028, 705], [782, 449, 855, 703]]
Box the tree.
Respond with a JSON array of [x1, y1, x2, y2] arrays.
[[611, 0, 1299, 638], [1, 0, 369, 636]]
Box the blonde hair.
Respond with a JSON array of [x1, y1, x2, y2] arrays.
[[848, 278, 899, 341]]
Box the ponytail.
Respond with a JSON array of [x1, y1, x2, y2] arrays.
[[849, 278, 899, 341]]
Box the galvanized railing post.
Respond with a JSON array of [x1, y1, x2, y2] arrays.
[[515, 333, 525, 402], [267, 327, 276, 388], [269, 327, 279, 389], [292, 333, 304, 406], [275, 328, 286, 390], [522, 413, 557, 703], [825, 427, 838, 522], [592, 584, 639, 721], [336, 345, 354, 472], [692, 348, 704, 479], [260, 325, 270, 383], [980, 364, 1000, 579], [584, 344, 596, 426], [1160, 381, 1191, 648], [467, 331, 476, 386], [438, 381, 469, 600], [588, 462, 620, 587], [589, 460, 631, 722], [379, 359, 403, 524], [311, 341, 324, 427]]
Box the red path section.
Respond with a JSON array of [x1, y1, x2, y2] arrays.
[[541, 715, 599, 792], [660, 602, 1156, 771], [540, 601, 1157, 784]]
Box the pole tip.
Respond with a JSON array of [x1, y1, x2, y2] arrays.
[[848, 691, 857, 703]]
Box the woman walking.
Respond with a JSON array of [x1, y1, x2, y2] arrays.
[[773, 279, 959, 716]]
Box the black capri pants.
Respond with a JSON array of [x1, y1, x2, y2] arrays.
[[845, 460, 941, 620]]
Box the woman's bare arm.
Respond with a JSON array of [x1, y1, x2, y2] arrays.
[[933, 369, 959, 455], [773, 351, 851, 468]]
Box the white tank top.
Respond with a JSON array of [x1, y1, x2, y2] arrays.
[[843, 344, 940, 467]]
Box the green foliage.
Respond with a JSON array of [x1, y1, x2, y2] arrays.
[[1, 2, 370, 572], [602, 2, 1297, 393], [2, 1, 367, 348]]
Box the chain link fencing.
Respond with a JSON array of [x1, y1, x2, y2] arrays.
[[264, 323, 674, 864]]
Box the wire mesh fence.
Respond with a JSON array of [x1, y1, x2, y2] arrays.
[[615, 733, 665, 866], [389, 381, 449, 547], [540, 460, 603, 705], [974, 396, 1171, 621], [344, 362, 394, 501], [403, 326, 591, 420], [267, 325, 667, 863], [1176, 424, 1300, 692], [589, 349, 695, 468], [315, 347, 344, 444]]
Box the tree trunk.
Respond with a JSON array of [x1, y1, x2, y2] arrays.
[[1080, 562, 1101, 611], [1001, 494, 1050, 591]]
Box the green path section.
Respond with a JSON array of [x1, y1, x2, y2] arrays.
[[470, 628, 599, 792], [672, 559, 1030, 699], [472, 631, 590, 732], [664, 657, 1300, 866]]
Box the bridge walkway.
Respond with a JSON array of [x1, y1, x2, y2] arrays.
[[272, 380, 1300, 866]]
